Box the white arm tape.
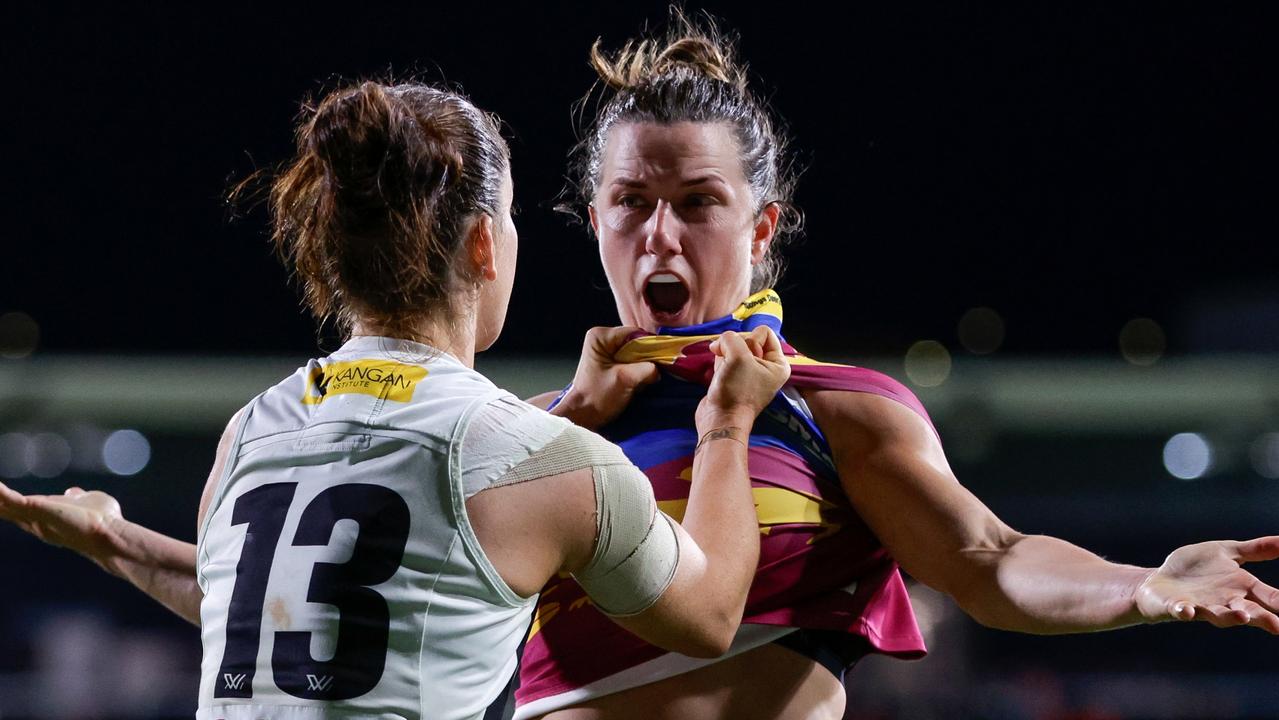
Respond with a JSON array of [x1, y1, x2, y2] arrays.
[[494, 425, 680, 616]]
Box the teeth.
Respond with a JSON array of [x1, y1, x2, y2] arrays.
[[649, 273, 681, 284]]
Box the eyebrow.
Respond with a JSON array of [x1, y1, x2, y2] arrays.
[[680, 175, 727, 188], [608, 175, 728, 189], [610, 178, 647, 189]]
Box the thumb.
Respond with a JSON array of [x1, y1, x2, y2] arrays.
[[715, 331, 748, 362], [1171, 600, 1196, 621], [1229, 536, 1279, 564], [586, 326, 642, 357], [756, 326, 786, 363], [627, 361, 661, 387]]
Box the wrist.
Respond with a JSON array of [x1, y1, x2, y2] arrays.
[[695, 406, 757, 433], [1129, 567, 1161, 625], [548, 387, 604, 430], [93, 514, 132, 578], [694, 426, 748, 455]]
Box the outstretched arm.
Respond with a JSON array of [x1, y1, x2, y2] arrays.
[[0, 410, 243, 626], [0, 482, 203, 624], [807, 389, 1279, 635]]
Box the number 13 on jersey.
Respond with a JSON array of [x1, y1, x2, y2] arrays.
[[210, 482, 410, 701]]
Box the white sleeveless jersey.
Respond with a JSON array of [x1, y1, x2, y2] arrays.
[[196, 336, 571, 720]]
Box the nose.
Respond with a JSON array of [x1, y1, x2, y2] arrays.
[[643, 199, 682, 257]]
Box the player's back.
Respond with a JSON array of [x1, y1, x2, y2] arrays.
[[197, 336, 545, 720]]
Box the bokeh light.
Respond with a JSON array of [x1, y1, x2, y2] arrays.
[[957, 307, 1005, 355], [0, 311, 40, 360], [1250, 433, 1279, 479], [102, 429, 151, 476], [66, 425, 108, 473], [904, 340, 952, 387], [1162, 433, 1212, 480], [0, 433, 34, 479], [1119, 317, 1166, 366], [29, 433, 72, 479]]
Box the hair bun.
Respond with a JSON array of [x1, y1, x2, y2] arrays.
[[309, 81, 398, 196], [654, 37, 733, 84], [269, 79, 510, 338], [589, 13, 747, 92]]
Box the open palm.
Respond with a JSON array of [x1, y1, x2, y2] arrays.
[[1136, 536, 1279, 634], [0, 482, 123, 569]]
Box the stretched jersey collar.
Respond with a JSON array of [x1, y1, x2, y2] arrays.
[[655, 288, 785, 342]]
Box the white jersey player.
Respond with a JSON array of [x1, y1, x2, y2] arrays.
[[0, 79, 790, 720]]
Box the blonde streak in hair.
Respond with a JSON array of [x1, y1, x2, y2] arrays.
[[626, 39, 652, 87], [591, 39, 629, 91], [657, 38, 713, 82]]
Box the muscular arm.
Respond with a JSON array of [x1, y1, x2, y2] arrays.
[[808, 390, 1279, 634]]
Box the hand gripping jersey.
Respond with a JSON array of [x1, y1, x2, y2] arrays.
[[198, 337, 583, 720], [515, 291, 930, 718]]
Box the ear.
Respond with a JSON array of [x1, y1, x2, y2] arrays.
[[588, 204, 600, 238], [750, 203, 780, 265], [466, 214, 498, 282]]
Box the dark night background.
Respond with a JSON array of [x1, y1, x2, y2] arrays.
[[6, 3, 1276, 358], [3, 4, 1279, 719]]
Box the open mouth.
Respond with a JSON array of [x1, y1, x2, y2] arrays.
[[643, 273, 690, 320]]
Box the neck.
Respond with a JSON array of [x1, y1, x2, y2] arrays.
[[350, 315, 477, 368]]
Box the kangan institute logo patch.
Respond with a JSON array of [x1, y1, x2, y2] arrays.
[[303, 359, 428, 405]]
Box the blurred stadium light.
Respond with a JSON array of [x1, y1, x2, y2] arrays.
[[2, 354, 1276, 435]]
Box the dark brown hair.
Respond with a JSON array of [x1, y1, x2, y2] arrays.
[[568, 11, 802, 292], [268, 80, 509, 339]]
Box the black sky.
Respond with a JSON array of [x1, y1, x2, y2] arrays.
[[5, 3, 1277, 358]]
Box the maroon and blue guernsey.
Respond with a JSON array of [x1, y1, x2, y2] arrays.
[[513, 291, 929, 718]]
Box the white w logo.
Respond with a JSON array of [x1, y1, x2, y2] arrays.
[[306, 674, 335, 692], [223, 673, 247, 690]]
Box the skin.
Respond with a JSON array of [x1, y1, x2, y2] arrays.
[[531, 121, 1279, 720], [0, 154, 791, 681], [3, 120, 1276, 719]]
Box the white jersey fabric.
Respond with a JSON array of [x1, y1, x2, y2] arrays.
[[196, 336, 577, 720]]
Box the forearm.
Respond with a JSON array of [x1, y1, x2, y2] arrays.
[[955, 533, 1152, 634], [101, 517, 203, 625], [680, 421, 760, 630]]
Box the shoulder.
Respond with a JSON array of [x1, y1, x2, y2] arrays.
[[799, 364, 933, 429], [802, 382, 953, 500], [801, 370, 939, 461], [458, 394, 578, 497]]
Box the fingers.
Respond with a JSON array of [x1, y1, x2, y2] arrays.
[[1193, 603, 1250, 629], [709, 331, 748, 361], [754, 326, 786, 363], [1168, 599, 1196, 621], [1184, 599, 1279, 634], [755, 327, 790, 384], [629, 361, 661, 387], [0, 482, 29, 518], [1247, 578, 1279, 612], [586, 326, 647, 356], [1228, 536, 1279, 564], [737, 327, 766, 358], [1232, 598, 1279, 634]]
